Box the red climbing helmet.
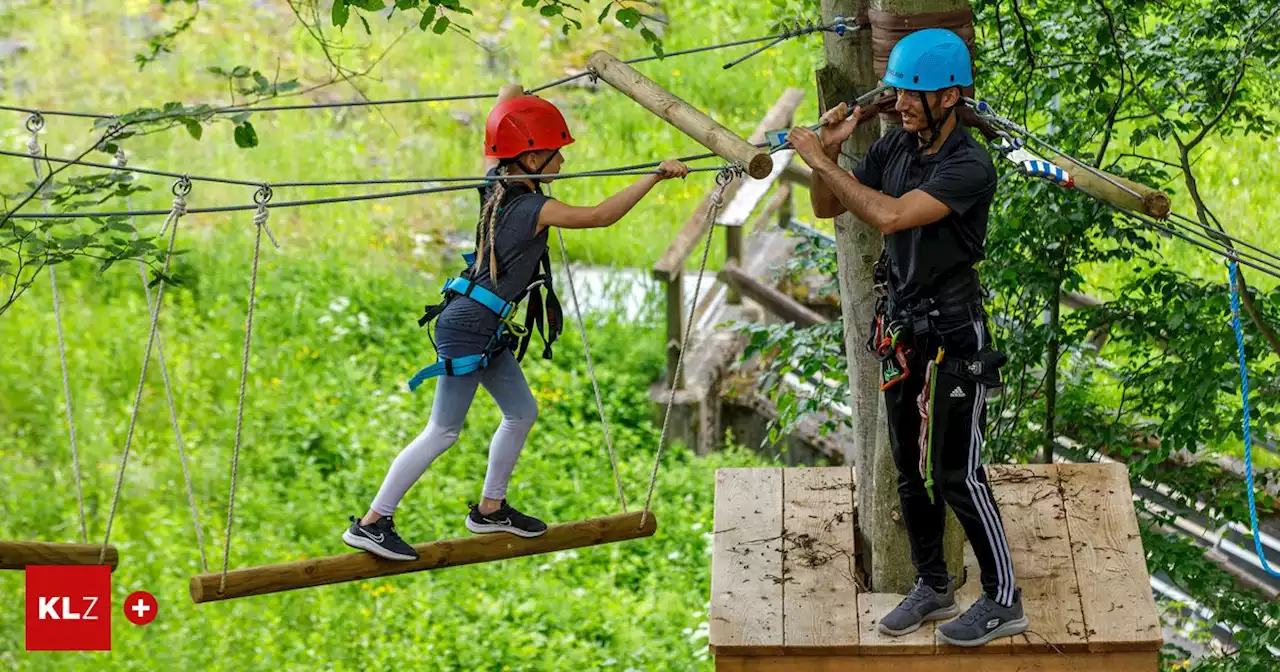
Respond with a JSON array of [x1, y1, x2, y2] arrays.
[[484, 95, 575, 160]]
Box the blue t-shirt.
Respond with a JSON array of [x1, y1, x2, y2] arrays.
[[434, 170, 551, 358]]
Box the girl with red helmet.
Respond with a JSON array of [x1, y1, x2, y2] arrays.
[[344, 84, 689, 561]]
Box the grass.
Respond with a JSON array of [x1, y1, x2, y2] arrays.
[[1, 1, 1278, 669]]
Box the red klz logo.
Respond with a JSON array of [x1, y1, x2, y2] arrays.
[[25, 565, 112, 651]]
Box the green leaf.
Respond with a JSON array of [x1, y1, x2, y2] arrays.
[[352, 0, 385, 8], [395, 0, 419, 8], [234, 121, 259, 148], [253, 71, 270, 89], [207, 66, 228, 77], [597, 4, 610, 23], [419, 6, 436, 30], [522, 0, 538, 6], [182, 118, 203, 140], [615, 7, 641, 28], [540, 4, 562, 16], [231, 65, 251, 78], [432, 15, 449, 34], [359, 14, 372, 35], [332, 0, 350, 27]]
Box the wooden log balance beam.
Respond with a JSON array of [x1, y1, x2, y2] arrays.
[[0, 541, 120, 571], [189, 511, 657, 604], [586, 51, 774, 180]]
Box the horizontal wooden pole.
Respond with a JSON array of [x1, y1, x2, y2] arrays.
[[654, 88, 807, 282], [0, 541, 119, 571], [717, 263, 828, 328], [587, 50, 774, 180], [1051, 155, 1171, 219], [190, 511, 658, 603]]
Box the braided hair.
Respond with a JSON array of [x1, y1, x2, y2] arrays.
[[474, 163, 511, 286]]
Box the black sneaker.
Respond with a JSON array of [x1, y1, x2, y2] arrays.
[[342, 515, 419, 561], [464, 500, 548, 538]]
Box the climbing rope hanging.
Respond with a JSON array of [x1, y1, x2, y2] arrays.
[[26, 112, 88, 545], [643, 165, 742, 526], [546, 181, 628, 512], [117, 148, 210, 572], [1226, 260, 1280, 578], [218, 186, 278, 595], [97, 173, 190, 563]]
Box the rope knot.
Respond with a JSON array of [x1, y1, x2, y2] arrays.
[[253, 203, 269, 228], [26, 134, 41, 158], [171, 196, 188, 219], [114, 147, 128, 168]]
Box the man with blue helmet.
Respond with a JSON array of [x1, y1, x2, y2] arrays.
[[787, 28, 1027, 647]]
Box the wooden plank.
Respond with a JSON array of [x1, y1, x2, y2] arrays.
[[782, 467, 859, 653], [718, 263, 828, 328], [857, 592, 936, 655], [716, 650, 1159, 672], [190, 512, 656, 603], [0, 541, 119, 571], [1058, 463, 1163, 653], [984, 465, 1089, 654], [781, 160, 812, 188], [710, 468, 785, 655], [588, 51, 775, 179], [665, 271, 684, 388], [653, 88, 806, 281]]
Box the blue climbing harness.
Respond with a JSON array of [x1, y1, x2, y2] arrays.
[[407, 250, 561, 392]]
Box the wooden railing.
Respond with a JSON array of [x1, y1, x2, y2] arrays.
[[652, 88, 807, 388]]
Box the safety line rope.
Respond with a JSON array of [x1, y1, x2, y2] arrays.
[[27, 118, 88, 545]]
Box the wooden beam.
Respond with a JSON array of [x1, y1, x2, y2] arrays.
[[0, 541, 119, 571], [652, 88, 807, 282], [190, 512, 657, 604], [717, 263, 828, 328], [1050, 155, 1171, 219], [587, 51, 774, 180]]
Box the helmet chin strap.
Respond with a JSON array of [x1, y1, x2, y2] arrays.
[[914, 90, 954, 154], [514, 149, 561, 195]]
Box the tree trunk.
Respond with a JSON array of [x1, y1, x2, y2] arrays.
[[818, 0, 888, 592], [859, 0, 971, 593]]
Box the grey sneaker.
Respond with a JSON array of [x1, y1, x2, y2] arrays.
[[936, 588, 1029, 647], [878, 579, 959, 636]]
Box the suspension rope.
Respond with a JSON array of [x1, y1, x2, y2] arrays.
[[642, 166, 741, 526], [98, 178, 188, 564], [1227, 260, 1280, 578], [1, 21, 840, 122], [27, 114, 88, 545], [118, 148, 210, 572], [219, 189, 277, 594], [0, 147, 730, 193], [548, 195, 627, 512]]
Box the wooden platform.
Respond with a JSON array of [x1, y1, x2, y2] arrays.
[[709, 463, 1163, 671]]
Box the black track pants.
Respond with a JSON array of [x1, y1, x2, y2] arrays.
[[882, 316, 1018, 607]]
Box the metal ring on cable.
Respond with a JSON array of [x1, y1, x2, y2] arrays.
[[172, 175, 192, 197], [25, 112, 45, 133], [253, 185, 273, 205]]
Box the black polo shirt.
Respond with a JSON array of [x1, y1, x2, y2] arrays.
[[852, 123, 997, 306]]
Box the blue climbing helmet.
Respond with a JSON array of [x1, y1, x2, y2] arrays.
[[883, 28, 973, 92]]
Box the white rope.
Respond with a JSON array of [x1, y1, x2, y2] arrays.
[[118, 150, 210, 572], [98, 186, 187, 563], [642, 168, 740, 526], [550, 200, 628, 512], [27, 118, 88, 545], [219, 199, 272, 593]]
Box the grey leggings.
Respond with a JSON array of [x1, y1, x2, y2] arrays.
[[370, 349, 537, 517]]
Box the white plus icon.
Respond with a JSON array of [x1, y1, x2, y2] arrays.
[[131, 598, 151, 619]]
